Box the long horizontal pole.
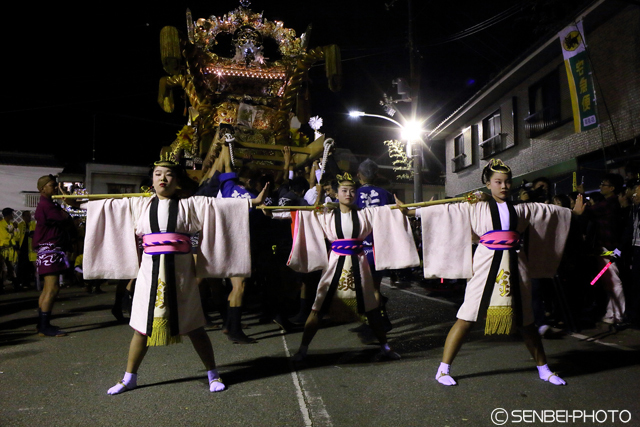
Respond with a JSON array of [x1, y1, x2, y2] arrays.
[[258, 202, 339, 211], [391, 191, 486, 209], [52, 193, 153, 200]]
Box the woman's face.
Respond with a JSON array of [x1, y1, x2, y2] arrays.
[[153, 166, 178, 199], [553, 197, 563, 207], [486, 172, 512, 202], [337, 184, 356, 207]]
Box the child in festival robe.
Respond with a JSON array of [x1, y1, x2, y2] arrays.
[[399, 159, 572, 386], [83, 156, 267, 395], [287, 173, 420, 361]]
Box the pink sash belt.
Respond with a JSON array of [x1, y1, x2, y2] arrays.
[[142, 232, 192, 255], [331, 239, 364, 256], [479, 230, 521, 251]]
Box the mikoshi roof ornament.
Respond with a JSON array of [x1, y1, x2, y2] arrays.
[[157, 0, 343, 176]]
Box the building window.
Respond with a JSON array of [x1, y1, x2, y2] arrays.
[[451, 126, 475, 172], [452, 134, 466, 172], [479, 109, 507, 159], [22, 192, 40, 208], [525, 68, 571, 138]]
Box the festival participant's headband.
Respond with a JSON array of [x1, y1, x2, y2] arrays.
[[336, 172, 356, 186], [488, 158, 511, 174], [154, 152, 180, 168]]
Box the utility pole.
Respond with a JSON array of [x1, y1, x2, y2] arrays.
[[408, 0, 423, 203]]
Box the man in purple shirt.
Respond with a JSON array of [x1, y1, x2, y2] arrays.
[[218, 148, 262, 343], [33, 175, 75, 337], [354, 159, 395, 337]]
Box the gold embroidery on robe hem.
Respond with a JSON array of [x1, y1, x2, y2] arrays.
[[485, 255, 515, 335], [155, 279, 166, 309], [337, 267, 355, 291], [496, 269, 511, 297], [330, 266, 363, 322]]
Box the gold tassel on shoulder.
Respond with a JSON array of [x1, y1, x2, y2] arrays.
[[147, 318, 182, 347], [485, 306, 514, 335]]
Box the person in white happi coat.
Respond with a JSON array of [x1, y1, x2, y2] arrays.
[[287, 173, 420, 361], [83, 156, 267, 395], [400, 159, 573, 386]]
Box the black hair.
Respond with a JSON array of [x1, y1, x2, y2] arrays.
[[625, 178, 640, 191], [532, 177, 550, 187], [290, 176, 310, 195], [552, 194, 571, 208], [481, 161, 512, 184], [602, 173, 624, 195], [259, 173, 274, 188], [238, 166, 261, 182]]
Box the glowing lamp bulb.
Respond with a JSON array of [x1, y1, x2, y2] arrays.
[[401, 120, 422, 142]]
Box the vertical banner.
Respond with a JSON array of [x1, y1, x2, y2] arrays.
[[558, 21, 598, 133]]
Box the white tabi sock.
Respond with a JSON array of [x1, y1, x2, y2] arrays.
[[537, 364, 566, 385], [107, 372, 137, 395], [380, 343, 401, 360], [292, 345, 308, 362], [435, 362, 457, 386], [208, 369, 226, 392]]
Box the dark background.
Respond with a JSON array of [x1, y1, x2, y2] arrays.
[[1, 0, 590, 173]]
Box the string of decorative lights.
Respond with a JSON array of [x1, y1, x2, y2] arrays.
[[204, 67, 287, 80]]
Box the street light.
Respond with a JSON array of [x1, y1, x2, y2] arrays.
[[348, 110, 424, 202], [349, 111, 423, 142], [348, 111, 405, 129]]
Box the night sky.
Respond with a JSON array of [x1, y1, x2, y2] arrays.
[[1, 0, 589, 174]]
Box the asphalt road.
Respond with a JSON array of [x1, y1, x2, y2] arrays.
[[1, 279, 639, 427]]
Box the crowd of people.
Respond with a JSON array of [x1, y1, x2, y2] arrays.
[[2, 134, 639, 393], [1, 208, 38, 292], [517, 171, 639, 331]]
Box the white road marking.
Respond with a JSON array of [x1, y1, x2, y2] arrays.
[[281, 335, 333, 427], [568, 332, 635, 351]]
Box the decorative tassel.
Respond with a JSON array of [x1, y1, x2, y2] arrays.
[[484, 306, 514, 335], [147, 317, 182, 347], [329, 298, 363, 323]]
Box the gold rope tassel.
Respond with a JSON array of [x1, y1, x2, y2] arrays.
[[147, 318, 182, 347], [329, 298, 363, 323], [485, 306, 515, 335]]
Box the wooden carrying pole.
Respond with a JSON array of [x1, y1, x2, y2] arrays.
[[391, 191, 486, 209], [257, 202, 339, 211], [52, 193, 153, 200]]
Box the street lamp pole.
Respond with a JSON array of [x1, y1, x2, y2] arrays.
[[347, 111, 404, 128], [407, 0, 422, 203], [349, 111, 424, 202]]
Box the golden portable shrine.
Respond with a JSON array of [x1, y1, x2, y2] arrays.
[[157, 0, 341, 179]]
